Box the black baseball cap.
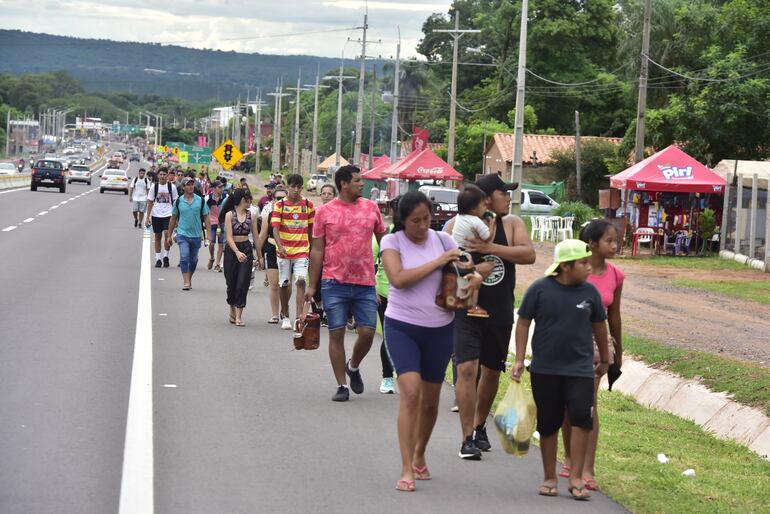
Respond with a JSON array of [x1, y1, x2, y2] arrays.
[[265, 182, 276, 189], [476, 174, 519, 196]]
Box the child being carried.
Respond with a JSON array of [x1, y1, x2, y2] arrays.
[[451, 184, 496, 318]]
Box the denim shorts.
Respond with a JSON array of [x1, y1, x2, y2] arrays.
[[209, 224, 225, 244], [321, 279, 378, 331]]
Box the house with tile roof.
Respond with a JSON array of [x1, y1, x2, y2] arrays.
[[483, 133, 622, 177]]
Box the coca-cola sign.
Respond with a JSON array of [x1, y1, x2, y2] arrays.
[[417, 166, 444, 175]]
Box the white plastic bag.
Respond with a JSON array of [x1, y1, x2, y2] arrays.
[[493, 381, 537, 457]]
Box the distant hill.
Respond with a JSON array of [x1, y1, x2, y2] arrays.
[[0, 30, 370, 102]]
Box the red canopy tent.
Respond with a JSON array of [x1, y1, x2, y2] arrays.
[[361, 156, 398, 181], [610, 145, 725, 193], [381, 148, 463, 181], [610, 145, 725, 254]]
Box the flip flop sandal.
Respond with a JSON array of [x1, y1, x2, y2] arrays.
[[559, 465, 571, 478], [268, 316, 280, 324], [568, 486, 591, 501], [229, 316, 236, 324], [182, 285, 191, 291], [395, 479, 415, 492], [235, 320, 245, 327], [263, 277, 270, 287], [583, 478, 598, 491], [207, 258, 214, 270], [412, 465, 431, 480], [214, 265, 221, 272], [538, 485, 558, 497]]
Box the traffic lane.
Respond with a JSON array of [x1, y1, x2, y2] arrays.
[[0, 187, 143, 513], [0, 162, 109, 229], [153, 267, 626, 513]]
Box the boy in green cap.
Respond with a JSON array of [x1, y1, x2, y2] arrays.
[[511, 239, 610, 501]]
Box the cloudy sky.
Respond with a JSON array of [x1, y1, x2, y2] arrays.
[[0, 0, 453, 59]]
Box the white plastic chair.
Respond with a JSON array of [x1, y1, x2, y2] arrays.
[[547, 216, 562, 242], [537, 216, 553, 242], [633, 227, 656, 256], [529, 216, 540, 241], [556, 216, 574, 241]]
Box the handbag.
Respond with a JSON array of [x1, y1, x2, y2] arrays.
[[292, 301, 321, 350], [434, 232, 476, 311]]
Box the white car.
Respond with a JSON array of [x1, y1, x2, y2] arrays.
[[100, 168, 129, 194], [307, 174, 329, 191], [68, 164, 93, 185], [520, 189, 560, 215], [0, 162, 18, 175]]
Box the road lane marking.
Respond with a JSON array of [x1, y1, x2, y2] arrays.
[[118, 230, 154, 514], [2, 226, 16, 232], [162, 384, 177, 388], [23, 217, 34, 223], [50, 205, 58, 209], [38, 211, 48, 216], [0, 187, 27, 195]]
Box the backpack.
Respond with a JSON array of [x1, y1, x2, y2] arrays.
[[153, 181, 174, 200], [132, 177, 148, 189]]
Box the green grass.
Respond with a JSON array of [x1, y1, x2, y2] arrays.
[[624, 334, 770, 416], [445, 362, 770, 513], [671, 278, 770, 305], [627, 255, 751, 271]]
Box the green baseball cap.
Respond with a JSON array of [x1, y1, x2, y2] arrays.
[[544, 239, 593, 276]]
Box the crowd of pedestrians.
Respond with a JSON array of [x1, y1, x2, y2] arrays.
[[136, 162, 624, 500]]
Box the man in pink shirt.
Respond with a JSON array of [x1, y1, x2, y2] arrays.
[[306, 165, 386, 402]]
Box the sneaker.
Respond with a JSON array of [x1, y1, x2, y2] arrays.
[[332, 385, 349, 402], [155, 259, 162, 268], [281, 317, 293, 330], [473, 424, 492, 452], [451, 399, 459, 412], [379, 377, 396, 394], [346, 361, 364, 394], [134, 219, 138, 227], [321, 316, 328, 328], [163, 256, 170, 268], [459, 437, 482, 460]]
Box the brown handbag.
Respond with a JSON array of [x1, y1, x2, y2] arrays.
[[434, 234, 475, 311], [292, 301, 321, 350]]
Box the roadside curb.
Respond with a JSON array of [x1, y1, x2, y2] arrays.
[[607, 357, 770, 459]]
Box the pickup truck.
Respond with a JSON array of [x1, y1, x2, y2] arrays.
[[31, 159, 67, 192], [418, 185, 459, 230]]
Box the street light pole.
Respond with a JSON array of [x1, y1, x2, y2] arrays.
[[353, 13, 368, 166], [433, 14, 480, 167]]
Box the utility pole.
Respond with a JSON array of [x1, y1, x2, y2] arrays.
[[254, 92, 267, 175], [634, 0, 653, 163], [5, 109, 10, 156], [575, 110, 582, 199], [368, 65, 377, 169], [323, 59, 355, 166], [268, 80, 291, 174], [353, 13, 368, 166], [306, 65, 330, 175], [287, 70, 310, 173], [433, 14, 480, 167], [389, 30, 401, 164], [510, 0, 529, 214]]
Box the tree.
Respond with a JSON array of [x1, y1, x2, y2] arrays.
[[550, 139, 621, 206], [453, 119, 511, 180]]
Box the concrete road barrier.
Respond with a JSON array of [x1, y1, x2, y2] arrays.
[[0, 173, 31, 190]]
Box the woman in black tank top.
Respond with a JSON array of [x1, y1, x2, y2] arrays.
[[221, 188, 258, 326]]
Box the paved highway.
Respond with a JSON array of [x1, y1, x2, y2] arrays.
[[0, 156, 626, 513]]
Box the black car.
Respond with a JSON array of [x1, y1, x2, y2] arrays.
[[129, 153, 141, 162], [31, 160, 66, 192]]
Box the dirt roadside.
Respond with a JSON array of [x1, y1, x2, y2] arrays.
[[517, 242, 770, 367]]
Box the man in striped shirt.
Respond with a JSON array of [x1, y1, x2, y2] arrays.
[[272, 173, 315, 330]]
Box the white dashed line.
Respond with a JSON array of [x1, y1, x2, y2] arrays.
[[2, 226, 16, 232], [162, 384, 177, 388], [23, 218, 34, 223], [50, 205, 59, 209], [38, 211, 48, 216]]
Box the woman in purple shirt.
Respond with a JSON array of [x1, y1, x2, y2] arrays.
[[381, 191, 484, 492]]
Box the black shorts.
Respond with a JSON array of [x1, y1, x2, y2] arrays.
[[454, 315, 512, 372], [530, 372, 594, 437], [263, 242, 278, 270], [151, 216, 170, 234]]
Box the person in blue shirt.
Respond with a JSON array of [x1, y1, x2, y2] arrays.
[[168, 177, 211, 291]]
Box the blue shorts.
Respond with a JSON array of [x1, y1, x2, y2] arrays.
[[384, 317, 454, 384], [209, 224, 225, 244], [321, 279, 378, 332]]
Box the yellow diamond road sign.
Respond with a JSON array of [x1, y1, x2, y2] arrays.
[[212, 139, 243, 171], [172, 146, 180, 156]]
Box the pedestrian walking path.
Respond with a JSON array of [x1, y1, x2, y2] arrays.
[[150, 246, 627, 513]]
